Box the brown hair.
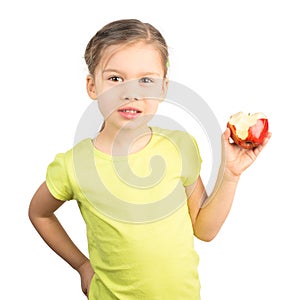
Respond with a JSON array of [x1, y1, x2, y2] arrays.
[[84, 19, 169, 77]]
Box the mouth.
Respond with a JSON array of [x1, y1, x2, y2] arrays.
[[117, 106, 142, 119]]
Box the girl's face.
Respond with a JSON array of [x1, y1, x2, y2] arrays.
[[86, 42, 167, 131]]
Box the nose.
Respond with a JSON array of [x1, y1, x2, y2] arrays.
[[121, 80, 142, 101], [123, 97, 139, 101]]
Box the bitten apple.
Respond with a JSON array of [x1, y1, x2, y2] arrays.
[[227, 112, 269, 149]]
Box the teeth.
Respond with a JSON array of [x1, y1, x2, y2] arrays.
[[123, 109, 138, 113]]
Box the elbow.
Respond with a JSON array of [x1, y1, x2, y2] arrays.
[[28, 200, 40, 226], [198, 234, 216, 242], [195, 234, 216, 243], [28, 203, 35, 225], [194, 228, 218, 242]]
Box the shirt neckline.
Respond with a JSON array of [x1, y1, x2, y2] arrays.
[[90, 126, 158, 161]]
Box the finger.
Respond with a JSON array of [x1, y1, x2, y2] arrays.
[[260, 132, 272, 148], [253, 132, 272, 156], [223, 127, 231, 140], [264, 132, 272, 144]]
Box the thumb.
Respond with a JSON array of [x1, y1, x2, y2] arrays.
[[223, 127, 231, 141]]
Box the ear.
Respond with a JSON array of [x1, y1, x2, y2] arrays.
[[86, 75, 97, 100]]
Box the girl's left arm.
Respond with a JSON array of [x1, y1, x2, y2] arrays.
[[187, 128, 271, 242]]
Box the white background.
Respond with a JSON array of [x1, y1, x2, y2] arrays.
[[1, 0, 299, 299]]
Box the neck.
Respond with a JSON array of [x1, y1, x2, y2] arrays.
[[95, 124, 152, 155]]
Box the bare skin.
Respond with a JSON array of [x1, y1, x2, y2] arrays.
[[29, 42, 271, 296], [29, 183, 94, 296], [187, 129, 272, 241]]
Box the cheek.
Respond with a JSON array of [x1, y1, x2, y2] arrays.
[[94, 81, 111, 96], [142, 80, 166, 100], [97, 97, 120, 119], [144, 99, 160, 113], [97, 85, 124, 118]]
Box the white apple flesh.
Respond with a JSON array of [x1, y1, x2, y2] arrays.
[[227, 112, 269, 149]]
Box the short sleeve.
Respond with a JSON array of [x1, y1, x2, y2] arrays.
[[181, 134, 202, 187], [46, 153, 74, 201]]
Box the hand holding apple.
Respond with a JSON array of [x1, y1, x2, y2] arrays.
[[227, 112, 269, 149]]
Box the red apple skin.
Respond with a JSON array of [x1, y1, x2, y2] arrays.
[[227, 118, 269, 149]]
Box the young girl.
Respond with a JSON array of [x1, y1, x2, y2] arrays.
[[29, 19, 271, 299]]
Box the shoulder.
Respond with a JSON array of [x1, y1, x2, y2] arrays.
[[151, 126, 201, 162], [46, 139, 93, 200], [72, 138, 93, 154], [151, 126, 197, 146], [50, 138, 92, 167]]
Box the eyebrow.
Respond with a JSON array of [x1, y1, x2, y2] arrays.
[[102, 69, 162, 77], [102, 69, 120, 74]]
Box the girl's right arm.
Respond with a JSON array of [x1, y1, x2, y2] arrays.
[[28, 182, 94, 296]]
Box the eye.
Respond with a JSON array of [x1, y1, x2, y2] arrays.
[[139, 77, 154, 84], [108, 75, 123, 82]]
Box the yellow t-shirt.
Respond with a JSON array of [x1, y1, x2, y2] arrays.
[[46, 127, 202, 299]]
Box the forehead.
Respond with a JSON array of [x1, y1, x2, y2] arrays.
[[99, 42, 164, 74]]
